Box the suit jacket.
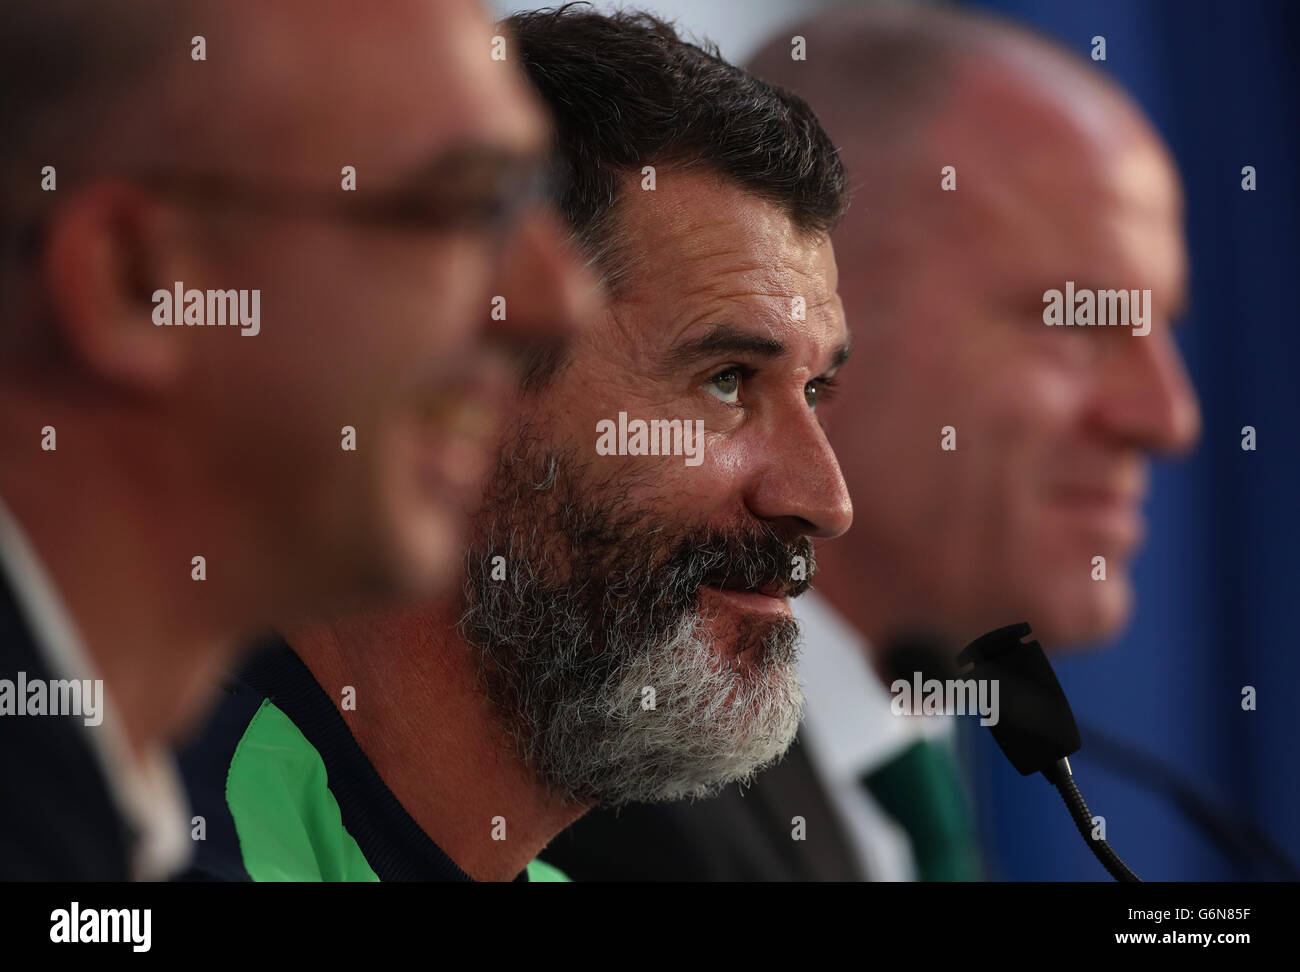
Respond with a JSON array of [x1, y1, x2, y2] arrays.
[[543, 731, 865, 881], [0, 571, 131, 879]]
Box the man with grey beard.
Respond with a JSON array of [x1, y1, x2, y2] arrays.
[[549, 1, 1200, 882], [462, 429, 810, 807], [177, 6, 853, 882]]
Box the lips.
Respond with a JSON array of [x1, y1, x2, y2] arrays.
[[699, 576, 796, 621], [1055, 486, 1140, 508], [701, 573, 794, 600], [418, 355, 509, 426], [408, 358, 513, 506], [1049, 462, 1148, 507], [1051, 485, 1145, 547], [419, 395, 497, 444]]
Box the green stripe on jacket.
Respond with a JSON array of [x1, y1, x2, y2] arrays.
[[225, 699, 568, 882]]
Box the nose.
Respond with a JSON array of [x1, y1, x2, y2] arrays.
[[743, 401, 854, 541], [489, 207, 600, 355], [1091, 327, 1200, 454]]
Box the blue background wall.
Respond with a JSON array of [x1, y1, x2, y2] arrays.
[[960, 0, 1300, 881]]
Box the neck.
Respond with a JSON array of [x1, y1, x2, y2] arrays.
[[293, 605, 587, 882], [0, 401, 271, 758]]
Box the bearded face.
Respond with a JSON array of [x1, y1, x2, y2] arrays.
[[461, 427, 811, 807]]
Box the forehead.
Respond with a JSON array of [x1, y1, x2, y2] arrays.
[[206, 0, 547, 182], [910, 71, 1185, 299], [607, 169, 844, 348]]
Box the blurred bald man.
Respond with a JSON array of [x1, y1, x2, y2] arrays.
[[546, 0, 1198, 881], [0, 0, 591, 879]]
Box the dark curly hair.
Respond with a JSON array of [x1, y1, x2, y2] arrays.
[[506, 4, 849, 383]]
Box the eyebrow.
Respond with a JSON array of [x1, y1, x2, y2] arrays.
[[663, 322, 852, 374], [395, 142, 547, 193], [665, 324, 784, 369], [828, 342, 853, 370], [1041, 280, 1192, 333]]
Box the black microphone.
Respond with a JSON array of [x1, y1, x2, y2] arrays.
[[955, 622, 1140, 882], [886, 626, 1297, 880]]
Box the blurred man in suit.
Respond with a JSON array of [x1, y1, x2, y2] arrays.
[[547, 0, 1199, 881], [179, 6, 854, 882], [0, 0, 590, 879]]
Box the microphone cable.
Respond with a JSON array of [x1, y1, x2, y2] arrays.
[[1072, 718, 1300, 881], [1042, 755, 1140, 882]]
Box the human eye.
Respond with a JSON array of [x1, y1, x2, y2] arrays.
[[804, 373, 840, 411], [703, 366, 746, 405]]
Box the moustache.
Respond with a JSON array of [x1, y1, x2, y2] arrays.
[[659, 525, 815, 604]]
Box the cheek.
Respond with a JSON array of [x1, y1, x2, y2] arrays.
[[1001, 354, 1095, 471], [922, 307, 1088, 470], [678, 436, 748, 503], [939, 370, 1080, 566], [627, 436, 745, 512], [330, 229, 500, 371], [544, 352, 692, 459], [374, 241, 496, 365], [856, 343, 1082, 541], [374, 432, 462, 591]]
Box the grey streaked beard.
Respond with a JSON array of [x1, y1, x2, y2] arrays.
[[459, 428, 807, 808]]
